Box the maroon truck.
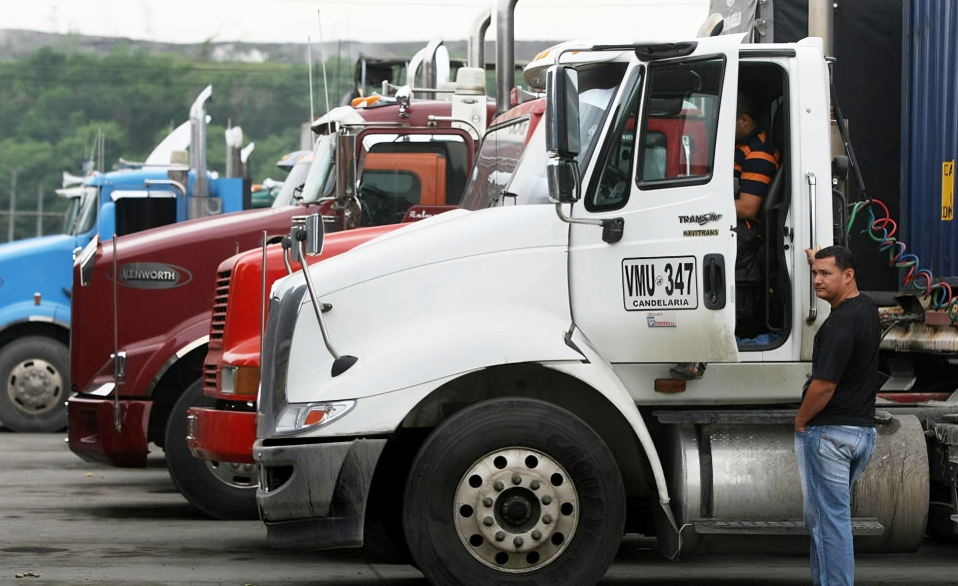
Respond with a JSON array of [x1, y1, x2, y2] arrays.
[[67, 89, 494, 518]]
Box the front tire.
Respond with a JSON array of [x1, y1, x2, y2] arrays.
[[164, 379, 258, 520], [0, 336, 69, 432], [403, 397, 625, 586]]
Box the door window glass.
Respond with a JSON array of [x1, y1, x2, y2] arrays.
[[638, 58, 723, 187], [358, 169, 422, 226]]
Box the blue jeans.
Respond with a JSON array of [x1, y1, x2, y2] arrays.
[[794, 425, 877, 586]]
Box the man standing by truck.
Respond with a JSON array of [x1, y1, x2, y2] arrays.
[[795, 245, 880, 586]]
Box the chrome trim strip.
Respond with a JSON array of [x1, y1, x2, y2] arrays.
[[176, 335, 211, 359]]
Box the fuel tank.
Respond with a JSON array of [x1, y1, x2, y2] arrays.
[[660, 413, 929, 554]]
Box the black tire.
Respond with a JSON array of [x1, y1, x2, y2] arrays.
[[164, 379, 258, 520], [403, 397, 625, 586], [0, 336, 69, 432]]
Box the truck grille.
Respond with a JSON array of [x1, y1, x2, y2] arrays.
[[203, 363, 219, 395], [210, 270, 232, 341]]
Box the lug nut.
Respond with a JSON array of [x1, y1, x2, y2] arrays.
[[541, 495, 552, 505], [483, 516, 494, 527], [542, 514, 553, 525], [512, 475, 522, 485], [495, 531, 505, 542], [530, 480, 540, 490], [513, 536, 524, 547], [531, 530, 542, 541], [483, 497, 494, 507], [494, 481, 505, 492]]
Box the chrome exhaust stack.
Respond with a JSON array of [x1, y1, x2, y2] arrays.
[[188, 85, 215, 218], [495, 0, 518, 113], [468, 8, 492, 69]]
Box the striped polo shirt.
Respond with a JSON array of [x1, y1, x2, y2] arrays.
[[735, 129, 780, 200]]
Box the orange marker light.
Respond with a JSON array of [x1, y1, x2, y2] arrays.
[[654, 378, 687, 394], [303, 408, 328, 426]]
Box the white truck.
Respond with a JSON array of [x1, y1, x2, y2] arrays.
[[252, 31, 958, 586]]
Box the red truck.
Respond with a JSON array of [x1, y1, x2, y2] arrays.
[[67, 84, 494, 514]]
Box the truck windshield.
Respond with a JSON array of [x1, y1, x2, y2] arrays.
[[301, 135, 336, 205], [460, 62, 626, 211], [270, 156, 314, 208], [271, 135, 335, 208], [65, 186, 99, 236]]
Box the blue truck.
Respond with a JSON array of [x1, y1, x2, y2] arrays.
[[0, 86, 249, 432]]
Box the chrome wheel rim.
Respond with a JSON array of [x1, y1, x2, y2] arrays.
[[7, 358, 63, 414], [454, 447, 578, 573], [205, 460, 257, 489]]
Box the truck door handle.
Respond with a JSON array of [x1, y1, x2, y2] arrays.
[[806, 172, 818, 324], [702, 253, 726, 310]]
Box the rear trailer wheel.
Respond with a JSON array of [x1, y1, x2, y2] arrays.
[[403, 398, 625, 586], [164, 379, 258, 520], [0, 336, 69, 432]]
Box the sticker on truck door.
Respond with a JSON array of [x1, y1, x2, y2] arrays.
[[622, 256, 697, 310]]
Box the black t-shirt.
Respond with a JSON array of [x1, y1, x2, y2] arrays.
[[804, 295, 880, 427]]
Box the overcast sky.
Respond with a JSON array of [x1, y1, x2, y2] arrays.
[[2, 0, 711, 44]]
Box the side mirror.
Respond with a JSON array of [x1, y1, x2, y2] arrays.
[[304, 213, 324, 256], [335, 133, 357, 203], [290, 214, 325, 260], [547, 159, 580, 205], [545, 65, 580, 159]]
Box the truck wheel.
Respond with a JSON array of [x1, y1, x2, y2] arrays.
[[0, 336, 69, 432], [403, 397, 625, 586], [164, 379, 258, 520]]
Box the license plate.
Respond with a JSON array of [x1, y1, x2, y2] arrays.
[[622, 256, 697, 310]]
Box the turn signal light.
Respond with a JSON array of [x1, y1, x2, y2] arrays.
[[275, 401, 356, 436], [221, 365, 261, 396]]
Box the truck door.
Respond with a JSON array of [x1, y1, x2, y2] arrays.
[[569, 35, 742, 364]]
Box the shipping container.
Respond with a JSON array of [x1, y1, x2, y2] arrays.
[[901, 0, 958, 284]]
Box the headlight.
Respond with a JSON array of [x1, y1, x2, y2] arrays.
[[275, 400, 355, 435], [220, 365, 260, 396]]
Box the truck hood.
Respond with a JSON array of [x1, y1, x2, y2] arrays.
[[281, 205, 567, 300], [0, 234, 83, 297], [273, 204, 575, 407], [110, 205, 300, 258]]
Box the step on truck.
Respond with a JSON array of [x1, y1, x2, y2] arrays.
[[66, 68, 495, 520], [252, 27, 958, 586], [0, 86, 249, 432]]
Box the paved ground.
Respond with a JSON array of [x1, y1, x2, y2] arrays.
[[2, 431, 957, 586]]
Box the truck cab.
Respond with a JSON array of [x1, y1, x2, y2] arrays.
[[251, 34, 958, 585], [0, 86, 248, 432]]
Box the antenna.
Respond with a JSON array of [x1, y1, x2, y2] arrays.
[[317, 9, 331, 117], [99, 127, 105, 174], [307, 36, 315, 122]]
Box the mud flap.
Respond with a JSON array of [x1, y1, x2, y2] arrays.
[[653, 501, 682, 560]]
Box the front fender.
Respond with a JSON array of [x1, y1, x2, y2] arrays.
[[545, 327, 671, 507], [286, 307, 583, 404], [125, 313, 211, 397], [0, 301, 70, 335]]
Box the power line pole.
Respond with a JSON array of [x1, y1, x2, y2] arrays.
[[8, 168, 17, 242], [36, 184, 43, 237]]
